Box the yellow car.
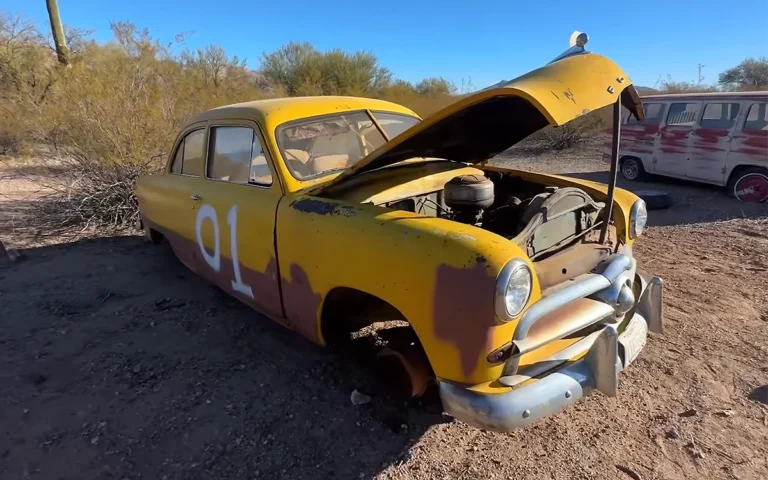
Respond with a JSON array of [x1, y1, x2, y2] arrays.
[[136, 35, 663, 432]]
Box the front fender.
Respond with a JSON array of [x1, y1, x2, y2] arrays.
[[276, 195, 540, 384]]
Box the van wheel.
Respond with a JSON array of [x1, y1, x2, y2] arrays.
[[727, 167, 768, 203], [620, 157, 645, 181]]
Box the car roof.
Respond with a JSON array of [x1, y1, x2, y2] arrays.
[[640, 91, 768, 101], [183, 96, 420, 132]]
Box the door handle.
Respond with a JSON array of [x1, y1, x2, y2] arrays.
[[191, 194, 201, 201]]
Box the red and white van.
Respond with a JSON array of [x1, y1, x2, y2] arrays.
[[607, 92, 768, 202]]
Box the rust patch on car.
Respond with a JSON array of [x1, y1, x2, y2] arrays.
[[290, 198, 357, 217], [142, 217, 323, 343], [432, 258, 497, 378], [280, 264, 323, 342]]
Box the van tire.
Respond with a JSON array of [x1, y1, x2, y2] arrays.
[[634, 189, 672, 210], [727, 167, 768, 203], [620, 157, 645, 181]]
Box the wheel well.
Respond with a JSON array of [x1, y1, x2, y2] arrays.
[[146, 227, 166, 244], [727, 164, 768, 186], [319, 287, 435, 397], [320, 287, 407, 346]]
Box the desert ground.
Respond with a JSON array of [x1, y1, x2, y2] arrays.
[[1, 140, 767, 480]]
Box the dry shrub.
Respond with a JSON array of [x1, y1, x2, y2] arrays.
[[0, 14, 456, 236], [34, 157, 159, 234], [0, 129, 23, 156], [0, 20, 279, 233], [519, 112, 606, 153], [540, 122, 587, 150]]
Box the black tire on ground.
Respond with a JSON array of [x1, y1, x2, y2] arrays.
[[620, 157, 645, 181], [726, 167, 768, 203], [633, 189, 672, 210]]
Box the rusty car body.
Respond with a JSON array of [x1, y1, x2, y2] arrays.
[[606, 91, 768, 202], [136, 36, 663, 431]]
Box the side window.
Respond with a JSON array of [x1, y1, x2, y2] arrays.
[[207, 126, 273, 186], [627, 103, 665, 125], [181, 129, 205, 176], [169, 129, 204, 175], [700, 103, 741, 129], [666, 103, 701, 127], [744, 103, 768, 131]]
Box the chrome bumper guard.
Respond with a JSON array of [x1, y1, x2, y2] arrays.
[[439, 272, 663, 432]]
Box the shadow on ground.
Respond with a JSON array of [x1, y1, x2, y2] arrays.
[[0, 236, 448, 480], [562, 171, 768, 227]]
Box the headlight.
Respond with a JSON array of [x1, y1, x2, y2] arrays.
[[495, 259, 532, 321], [630, 199, 648, 239]]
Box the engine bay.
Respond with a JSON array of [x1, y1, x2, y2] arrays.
[[382, 171, 607, 259]]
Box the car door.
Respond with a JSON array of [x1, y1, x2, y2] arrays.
[[145, 126, 208, 272], [191, 121, 286, 323], [727, 101, 768, 173], [656, 101, 702, 177], [687, 101, 741, 184]]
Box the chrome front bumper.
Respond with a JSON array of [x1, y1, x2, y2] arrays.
[[439, 274, 663, 432]]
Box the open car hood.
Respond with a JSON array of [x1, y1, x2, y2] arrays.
[[313, 52, 643, 193]]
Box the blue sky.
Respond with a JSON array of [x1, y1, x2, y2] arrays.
[[5, 0, 766, 90]]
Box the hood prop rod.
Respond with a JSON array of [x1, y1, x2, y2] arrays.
[[599, 96, 622, 244]]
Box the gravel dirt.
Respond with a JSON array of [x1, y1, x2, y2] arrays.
[[2, 141, 767, 480]]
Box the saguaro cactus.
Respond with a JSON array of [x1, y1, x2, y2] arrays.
[[46, 0, 69, 66]]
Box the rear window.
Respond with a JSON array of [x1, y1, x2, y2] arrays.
[[666, 103, 701, 126], [627, 103, 665, 125], [744, 103, 768, 131], [700, 103, 741, 129]]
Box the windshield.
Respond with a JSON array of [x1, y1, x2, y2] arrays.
[[277, 111, 420, 180]]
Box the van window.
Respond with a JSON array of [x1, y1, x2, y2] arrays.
[[207, 126, 273, 186], [700, 103, 741, 129], [667, 103, 700, 126], [627, 103, 665, 125], [744, 103, 768, 131], [169, 129, 205, 176]]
